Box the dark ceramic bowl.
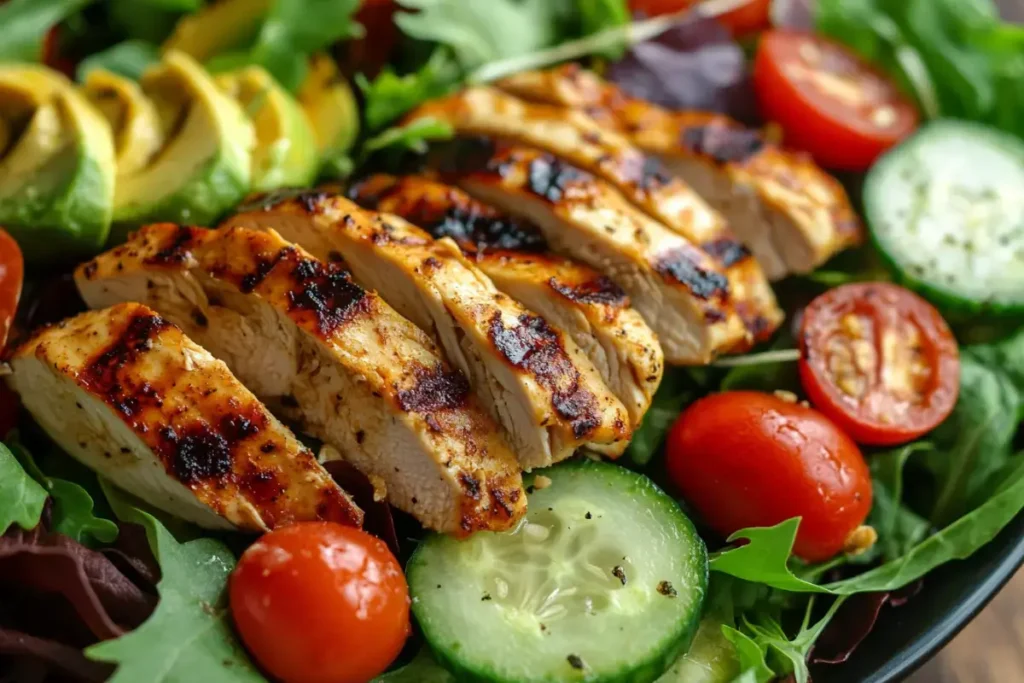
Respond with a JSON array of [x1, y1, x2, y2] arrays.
[[815, 511, 1024, 682]]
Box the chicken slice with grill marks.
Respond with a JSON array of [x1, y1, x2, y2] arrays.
[[7, 302, 362, 532], [76, 225, 525, 534], [347, 173, 664, 433], [417, 138, 749, 366], [406, 87, 782, 344], [224, 191, 632, 469], [498, 65, 863, 280]]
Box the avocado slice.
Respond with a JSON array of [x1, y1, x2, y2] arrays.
[[0, 65, 115, 262], [163, 0, 272, 62], [216, 66, 318, 191], [112, 51, 253, 235], [298, 53, 359, 158], [82, 69, 164, 177]]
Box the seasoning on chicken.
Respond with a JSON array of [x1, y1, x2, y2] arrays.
[[498, 65, 863, 280], [224, 191, 632, 469], [76, 226, 526, 534], [405, 86, 782, 342], [416, 138, 751, 365], [347, 173, 663, 431], [7, 302, 362, 531]]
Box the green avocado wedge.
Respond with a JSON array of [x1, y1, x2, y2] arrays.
[[0, 65, 115, 262], [82, 69, 165, 180], [217, 66, 318, 192], [298, 53, 359, 159], [111, 51, 253, 238]]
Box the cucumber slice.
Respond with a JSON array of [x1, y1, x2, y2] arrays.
[[407, 460, 708, 683], [865, 120, 1024, 317]]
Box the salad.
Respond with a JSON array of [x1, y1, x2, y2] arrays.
[[0, 0, 1022, 682]]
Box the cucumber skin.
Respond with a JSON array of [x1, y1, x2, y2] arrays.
[[408, 460, 709, 683], [864, 120, 1024, 321]]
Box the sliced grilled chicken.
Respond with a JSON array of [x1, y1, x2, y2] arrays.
[[406, 87, 782, 342], [224, 192, 632, 469], [498, 65, 863, 280], [76, 225, 526, 534], [347, 173, 663, 431], [7, 302, 362, 532], [417, 139, 752, 365]]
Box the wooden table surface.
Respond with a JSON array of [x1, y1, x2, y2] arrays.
[[907, 569, 1024, 683]]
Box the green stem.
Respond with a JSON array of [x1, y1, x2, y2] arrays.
[[467, 0, 754, 85], [712, 349, 802, 368]]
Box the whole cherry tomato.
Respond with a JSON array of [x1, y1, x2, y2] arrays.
[[667, 391, 873, 562], [799, 282, 960, 447], [231, 522, 410, 683], [754, 31, 919, 170], [0, 228, 23, 350]]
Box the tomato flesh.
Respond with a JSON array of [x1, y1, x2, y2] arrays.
[[799, 282, 960, 447], [754, 30, 919, 170], [667, 391, 872, 562], [230, 522, 410, 683], [629, 0, 768, 34], [0, 228, 23, 350]]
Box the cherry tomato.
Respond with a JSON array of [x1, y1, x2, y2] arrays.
[[629, 0, 769, 34], [667, 391, 872, 562], [345, 0, 399, 77], [753, 30, 919, 170], [230, 522, 410, 683], [0, 228, 24, 350], [798, 282, 960, 447]]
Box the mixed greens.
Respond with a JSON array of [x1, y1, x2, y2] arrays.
[[0, 1, 1022, 683]]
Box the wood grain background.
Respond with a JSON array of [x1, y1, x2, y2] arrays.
[[908, 569, 1024, 683]]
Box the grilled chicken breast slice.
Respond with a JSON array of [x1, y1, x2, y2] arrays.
[[225, 191, 631, 469], [498, 66, 863, 280], [7, 303, 362, 531], [347, 173, 664, 431], [419, 140, 749, 365], [76, 226, 525, 534], [406, 87, 782, 342]]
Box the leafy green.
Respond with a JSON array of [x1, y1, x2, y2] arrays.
[[0, 0, 94, 62], [87, 483, 262, 682], [868, 443, 933, 562], [362, 117, 454, 159], [8, 439, 118, 547], [0, 442, 47, 536], [373, 649, 454, 682], [722, 628, 774, 683], [358, 50, 460, 131], [576, 0, 631, 58], [107, 0, 183, 44], [625, 369, 696, 466], [924, 349, 1022, 525], [741, 597, 847, 683], [816, 0, 1024, 137], [77, 39, 161, 81], [710, 519, 829, 594]]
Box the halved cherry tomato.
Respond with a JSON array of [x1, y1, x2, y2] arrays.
[[799, 282, 960, 447], [667, 391, 872, 562], [753, 30, 919, 170], [231, 522, 410, 683], [629, 0, 770, 35]]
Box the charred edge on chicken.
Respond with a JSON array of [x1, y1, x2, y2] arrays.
[[397, 363, 471, 413], [147, 224, 203, 266], [652, 248, 730, 302], [700, 237, 753, 269], [679, 125, 765, 165], [548, 275, 627, 307], [238, 187, 333, 214], [487, 312, 601, 439], [618, 153, 673, 193], [286, 256, 370, 335], [347, 176, 548, 254]]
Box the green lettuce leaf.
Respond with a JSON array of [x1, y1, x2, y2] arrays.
[[0, 0, 94, 62], [374, 649, 454, 682], [625, 368, 696, 466], [0, 442, 47, 536], [710, 519, 830, 594], [76, 39, 161, 81], [8, 438, 118, 547], [87, 483, 262, 682], [867, 443, 932, 562], [362, 117, 454, 159], [358, 50, 460, 131]]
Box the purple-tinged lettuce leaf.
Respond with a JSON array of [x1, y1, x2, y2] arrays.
[[606, 14, 756, 122]]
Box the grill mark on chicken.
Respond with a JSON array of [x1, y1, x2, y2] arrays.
[[652, 248, 730, 301], [240, 187, 333, 215], [487, 312, 600, 439], [548, 275, 627, 307], [526, 155, 591, 202], [158, 424, 233, 484], [701, 237, 753, 269], [348, 176, 547, 254], [397, 363, 471, 413], [286, 257, 369, 335], [146, 224, 202, 266], [680, 125, 765, 164], [619, 154, 672, 193], [82, 312, 171, 419]]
